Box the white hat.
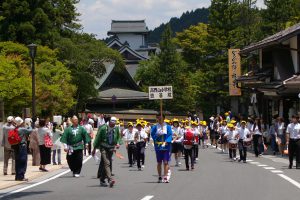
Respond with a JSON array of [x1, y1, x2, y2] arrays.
[[25, 118, 32, 124], [88, 119, 94, 124], [209, 117, 215, 121], [110, 116, 117, 123], [14, 117, 24, 126], [7, 116, 14, 123]]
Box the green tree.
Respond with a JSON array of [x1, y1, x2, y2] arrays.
[[174, 23, 209, 71], [0, 0, 80, 46], [0, 41, 76, 116], [136, 25, 195, 113], [261, 0, 299, 36], [55, 33, 124, 113]]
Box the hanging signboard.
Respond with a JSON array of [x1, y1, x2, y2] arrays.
[[228, 49, 242, 96]]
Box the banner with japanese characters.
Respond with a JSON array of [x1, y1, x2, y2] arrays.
[[228, 49, 241, 96]]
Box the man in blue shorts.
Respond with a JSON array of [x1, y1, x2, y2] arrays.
[[151, 113, 172, 183]]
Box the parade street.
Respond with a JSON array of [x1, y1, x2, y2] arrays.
[[1, 144, 299, 200]]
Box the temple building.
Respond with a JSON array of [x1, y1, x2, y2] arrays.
[[85, 20, 159, 119]]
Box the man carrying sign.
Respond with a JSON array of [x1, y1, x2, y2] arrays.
[[151, 113, 172, 183]]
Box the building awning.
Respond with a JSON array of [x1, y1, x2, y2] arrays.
[[241, 22, 300, 54]]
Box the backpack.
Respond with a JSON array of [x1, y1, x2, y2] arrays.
[[183, 129, 194, 145], [44, 134, 53, 148], [8, 128, 21, 145]]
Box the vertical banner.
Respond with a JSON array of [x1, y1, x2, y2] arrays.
[[228, 49, 241, 96]]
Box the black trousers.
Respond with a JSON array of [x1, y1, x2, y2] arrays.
[[67, 149, 83, 174], [193, 144, 199, 161], [127, 144, 136, 165], [136, 142, 145, 169], [253, 135, 262, 157], [229, 148, 236, 159], [288, 139, 300, 168], [13, 144, 28, 180], [238, 140, 247, 161], [184, 148, 194, 169]]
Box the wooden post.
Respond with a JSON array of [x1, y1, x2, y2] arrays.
[[160, 99, 163, 119]]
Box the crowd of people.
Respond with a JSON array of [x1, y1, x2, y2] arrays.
[[1, 111, 299, 187]]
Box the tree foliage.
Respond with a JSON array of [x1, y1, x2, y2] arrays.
[[0, 0, 80, 47], [0, 41, 76, 116]]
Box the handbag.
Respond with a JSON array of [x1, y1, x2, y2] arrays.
[[44, 134, 53, 148]]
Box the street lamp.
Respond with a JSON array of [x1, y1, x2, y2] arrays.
[[28, 43, 37, 128]]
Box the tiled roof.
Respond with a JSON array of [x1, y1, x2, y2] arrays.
[[108, 20, 149, 34], [241, 23, 300, 54]]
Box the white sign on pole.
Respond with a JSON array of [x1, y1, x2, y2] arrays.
[[149, 86, 173, 100]]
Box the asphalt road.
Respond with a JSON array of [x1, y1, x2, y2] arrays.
[[1, 144, 300, 200]]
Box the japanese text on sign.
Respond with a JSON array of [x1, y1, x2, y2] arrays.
[[149, 86, 173, 100], [228, 49, 241, 96]]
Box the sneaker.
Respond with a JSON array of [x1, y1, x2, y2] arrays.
[[233, 158, 237, 161], [158, 177, 162, 183], [138, 168, 142, 171], [243, 160, 247, 163], [53, 162, 57, 165], [141, 165, 145, 168], [3, 173, 7, 175], [195, 158, 199, 161], [74, 174, 80, 178], [100, 181, 108, 187], [109, 179, 115, 187], [191, 166, 194, 170], [178, 162, 182, 165], [186, 168, 190, 171], [163, 176, 169, 183], [238, 159, 242, 162]]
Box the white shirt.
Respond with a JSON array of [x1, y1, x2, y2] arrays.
[[123, 128, 136, 142], [224, 130, 238, 140], [220, 125, 228, 135], [135, 129, 148, 142], [84, 124, 93, 135], [237, 127, 250, 140], [286, 123, 300, 139], [97, 117, 106, 128], [253, 125, 262, 135], [156, 123, 167, 136], [277, 122, 285, 135], [38, 127, 53, 145]]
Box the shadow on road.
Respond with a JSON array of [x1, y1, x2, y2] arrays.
[[1, 190, 52, 200]]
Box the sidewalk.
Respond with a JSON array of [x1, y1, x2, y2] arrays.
[[0, 149, 68, 190]]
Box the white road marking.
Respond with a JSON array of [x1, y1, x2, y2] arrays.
[[278, 174, 300, 189], [250, 162, 260, 165], [246, 160, 253, 162], [0, 155, 93, 198], [141, 195, 154, 200], [271, 170, 283, 173], [258, 165, 268, 167], [264, 167, 276, 170]]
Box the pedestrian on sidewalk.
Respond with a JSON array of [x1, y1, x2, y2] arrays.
[[92, 116, 121, 187], [61, 116, 91, 177], [29, 120, 40, 166], [171, 118, 183, 167], [52, 122, 63, 165], [286, 115, 300, 169], [219, 120, 228, 153], [135, 121, 148, 170], [276, 117, 286, 156], [151, 113, 172, 183], [2, 116, 16, 175], [12, 117, 33, 181], [38, 119, 53, 172], [191, 121, 200, 163]]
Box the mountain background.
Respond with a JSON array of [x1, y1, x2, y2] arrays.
[[148, 8, 209, 43]]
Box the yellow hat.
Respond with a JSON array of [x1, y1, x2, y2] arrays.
[[227, 123, 234, 128], [136, 121, 143, 126], [120, 122, 124, 126], [241, 120, 247, 124], [164, 119, 170, 123], [191, 121, 198, 126], [225, 112, 229, 116], [230, 120, 237, 124], [127, 122, 133, 127], [202, 121, 207, 126]]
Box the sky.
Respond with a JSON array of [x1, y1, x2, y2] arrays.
[[76, 0, 265, 39]]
